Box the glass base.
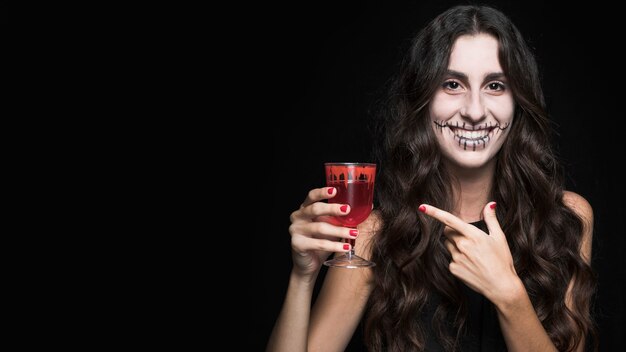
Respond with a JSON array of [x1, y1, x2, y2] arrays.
[[324, 253, 376, 268]]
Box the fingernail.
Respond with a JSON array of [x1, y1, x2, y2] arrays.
[[343, 244, 350, 250], [418, 205, 426, 213], [340, 205, 348, 213], [327, 187, 334, 195], [490, 202, 497, 209], [349, 229, 358, 237]]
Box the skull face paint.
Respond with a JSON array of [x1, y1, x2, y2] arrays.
[[433, 120, 510, 152], [430, 33, 514, 170]]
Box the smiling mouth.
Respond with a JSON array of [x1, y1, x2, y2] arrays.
[[433, 121, 510, 151]]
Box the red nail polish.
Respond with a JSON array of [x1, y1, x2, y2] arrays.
[[418, 205, 426, 213], [343, 244, 350, 250], [349, 229, 358, 237], [340, 205, 348, 212], [490, 202, 497, 209], [327, 187, 334, 195]]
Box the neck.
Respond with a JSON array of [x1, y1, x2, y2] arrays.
[[446, 160, 496, 222]]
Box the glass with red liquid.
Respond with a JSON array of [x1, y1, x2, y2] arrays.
[[324, 162, 376, 268]]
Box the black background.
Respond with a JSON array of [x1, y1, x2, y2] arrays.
[[241, 1, 625, 350]]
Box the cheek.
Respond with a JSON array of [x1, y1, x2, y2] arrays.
[[486, 96, 515, 122], [430, 93, 461, 121]]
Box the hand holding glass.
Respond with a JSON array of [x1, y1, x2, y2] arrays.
[[324, 162, 376, 268]]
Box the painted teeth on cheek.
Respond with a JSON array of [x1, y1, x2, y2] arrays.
[[435, 120, 510, 151]]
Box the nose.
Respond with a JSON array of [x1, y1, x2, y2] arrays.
[[460, 91, 486, 123]]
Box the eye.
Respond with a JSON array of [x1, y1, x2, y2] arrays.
[[442, 80, 462, 90], [486, 82, 505, 91]]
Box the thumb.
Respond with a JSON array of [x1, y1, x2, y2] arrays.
[[483, 201, 503, 238]]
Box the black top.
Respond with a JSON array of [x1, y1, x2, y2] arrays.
[[347, 220, 507, 351], [423, 220, 507, 351]]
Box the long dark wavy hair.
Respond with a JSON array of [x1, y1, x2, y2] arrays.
[[365, 5, 597, 351]]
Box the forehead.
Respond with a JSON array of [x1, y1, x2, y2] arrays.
[[448, 33, 502, 73]]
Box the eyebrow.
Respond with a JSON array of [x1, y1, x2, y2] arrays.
[[446, 70, 506, 83]]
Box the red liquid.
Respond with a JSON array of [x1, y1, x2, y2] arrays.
[[328, 180, 374, 227]]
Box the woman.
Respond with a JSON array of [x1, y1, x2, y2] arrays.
[[267, 5, 596, 351]]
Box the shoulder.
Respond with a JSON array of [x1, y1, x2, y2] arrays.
[[354, 210, 383, 259], [360, 209, 383, 234], [562, 191, 593, 263], [562, 190, 593, 224]]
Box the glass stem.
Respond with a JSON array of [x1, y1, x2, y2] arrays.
[[347, 229, 356, 259]]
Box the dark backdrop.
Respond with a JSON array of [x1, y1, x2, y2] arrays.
[[244, 1, 625, 350]]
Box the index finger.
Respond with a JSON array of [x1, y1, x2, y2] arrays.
[[301, 187, 337, 208], [418, 204, 480, 237]]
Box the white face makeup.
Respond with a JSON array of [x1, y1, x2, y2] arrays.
[[429, 33, 514, 170]]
